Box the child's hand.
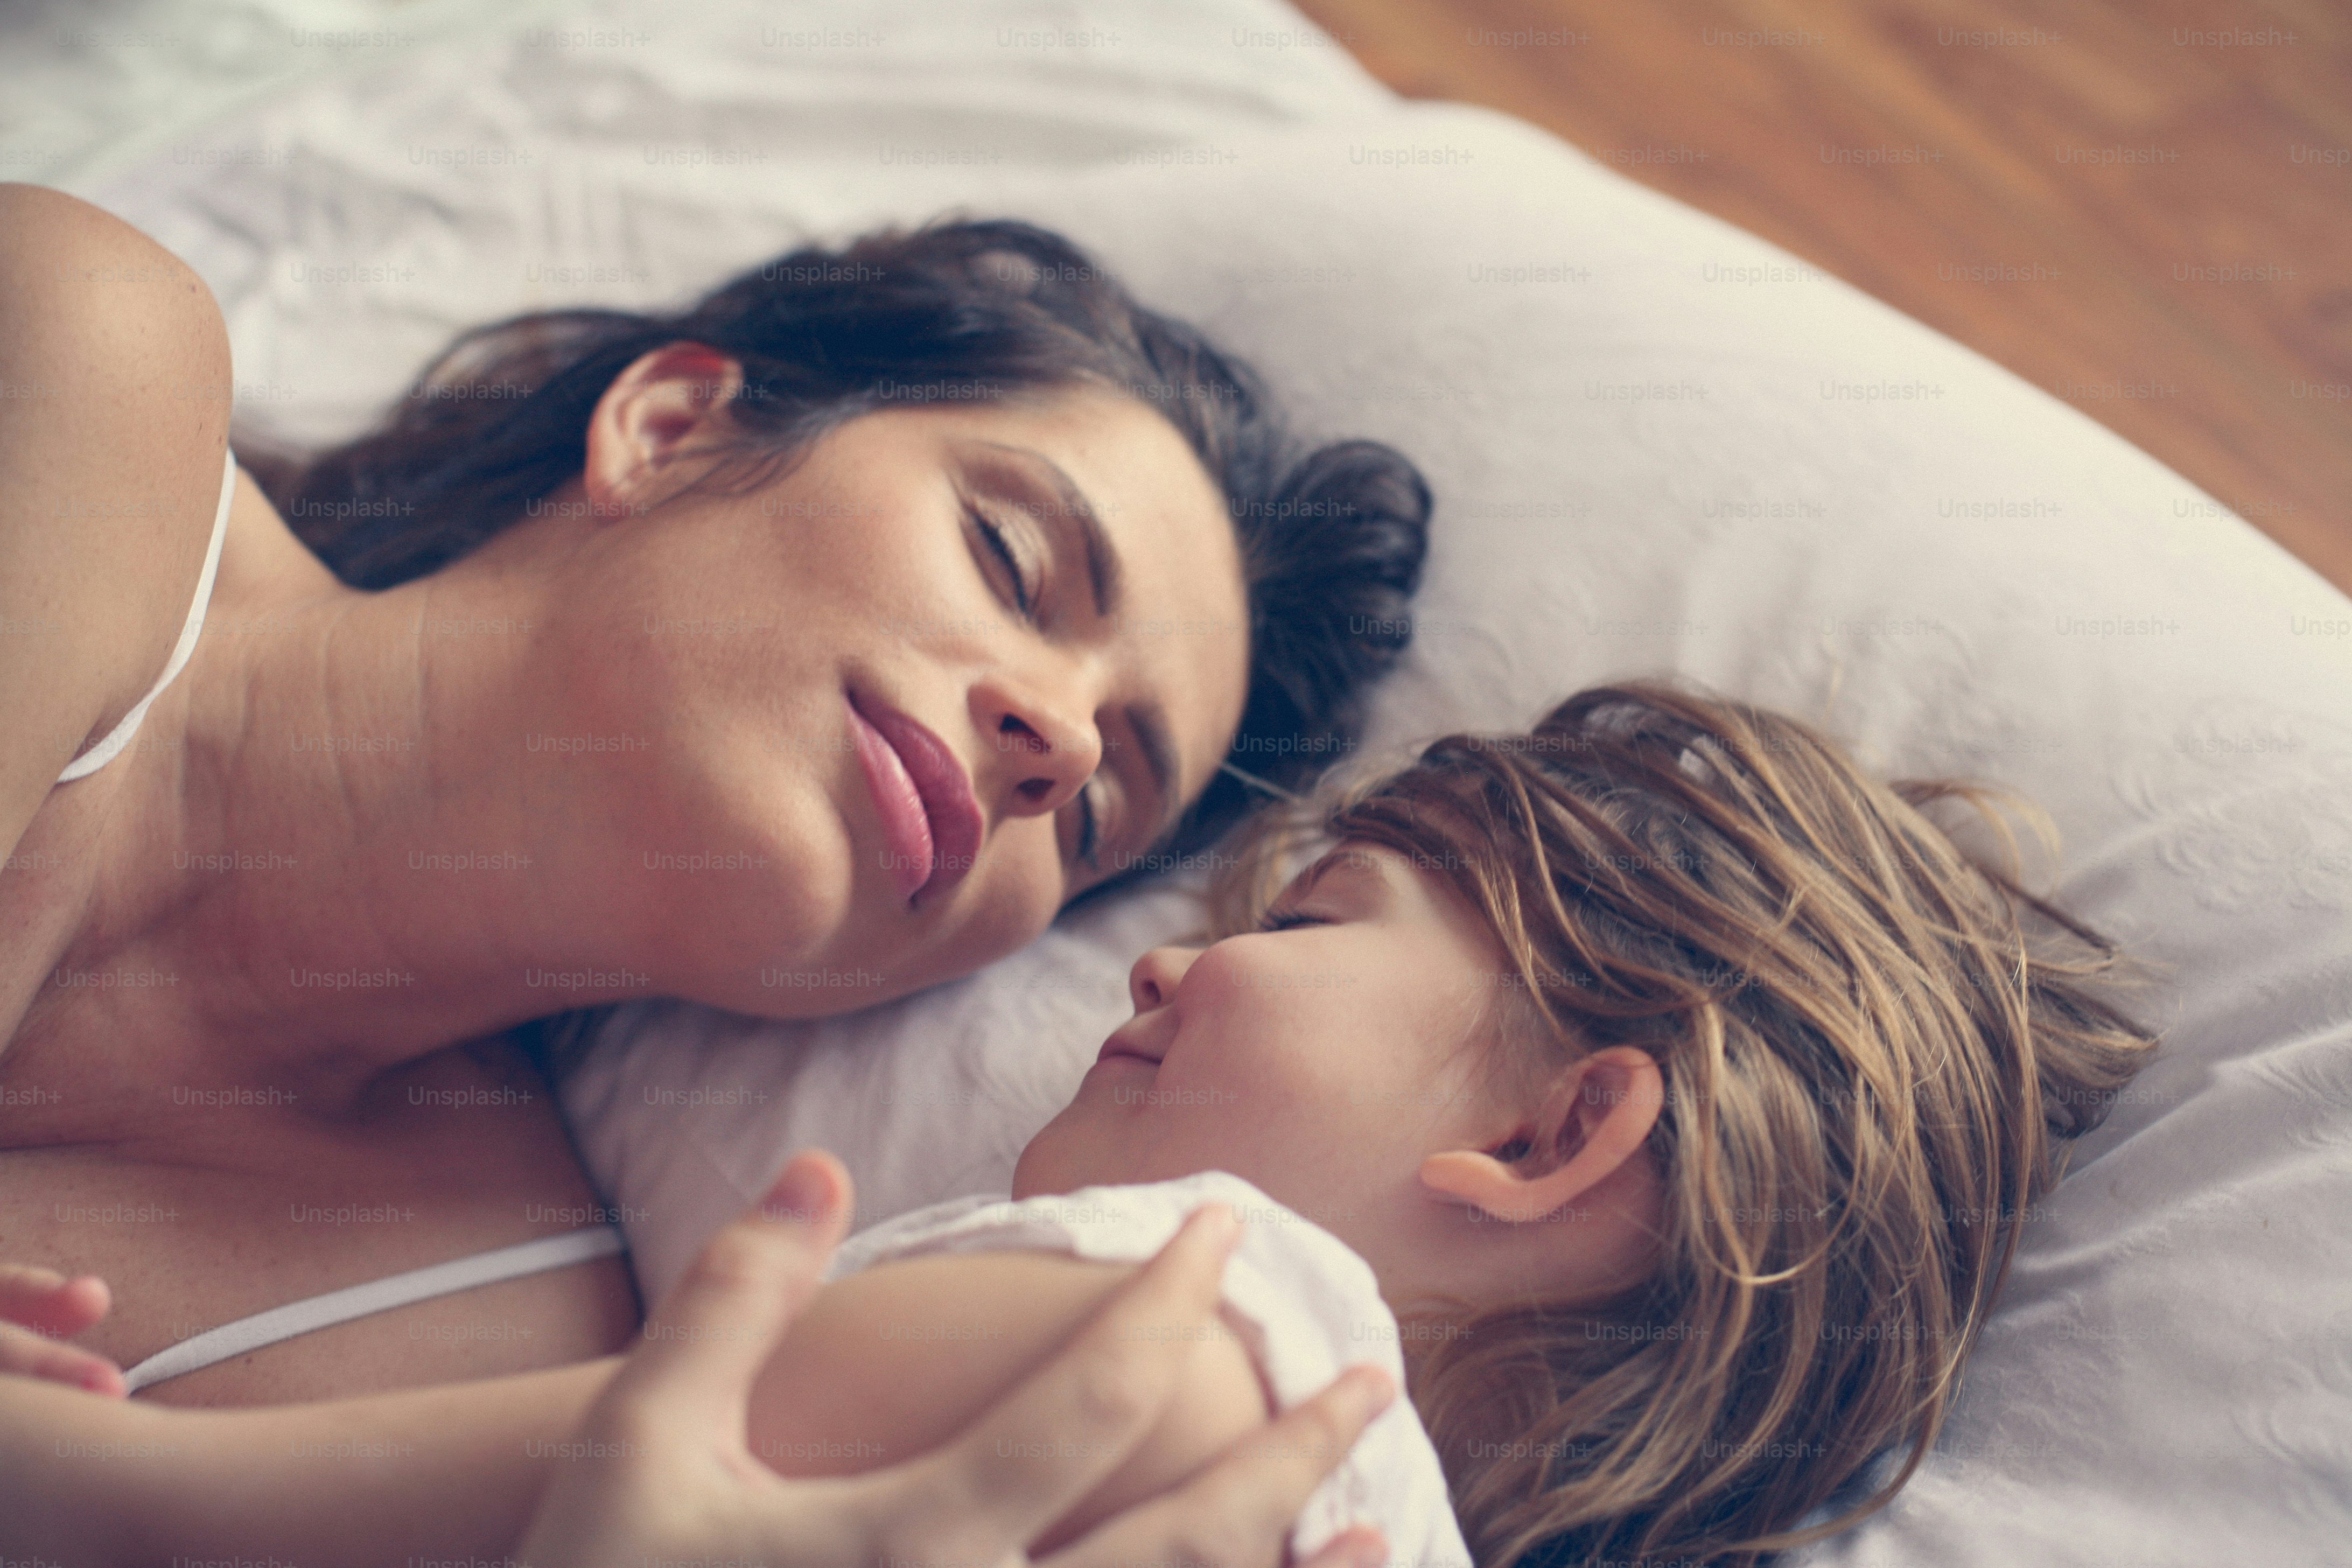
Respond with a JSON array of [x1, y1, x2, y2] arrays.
[[0, 1264, 127, 1395], [519, 1151, 1392, 1568]]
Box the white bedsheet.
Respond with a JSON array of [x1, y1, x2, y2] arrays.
[[15, 2, 2351, 1563]]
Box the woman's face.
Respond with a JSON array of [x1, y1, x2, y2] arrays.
[[1012, 842, 1534, 1307], [505, 372, 1249, 1016]]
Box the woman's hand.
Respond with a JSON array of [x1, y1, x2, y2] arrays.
[[0, 1263, 126, 1395], [519, 1151, 1396, 1568]]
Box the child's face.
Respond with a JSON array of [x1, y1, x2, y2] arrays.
[[1013, 841, 1542, 1311]]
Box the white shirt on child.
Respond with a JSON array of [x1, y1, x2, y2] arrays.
[[824, 1170, 1475, 1568]]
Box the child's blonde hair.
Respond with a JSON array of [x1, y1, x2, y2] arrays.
[[1210, 681, 2160, 1567]]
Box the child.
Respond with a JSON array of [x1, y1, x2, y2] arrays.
[[6, 681, 2159, 1567], [803, 678, 2159, 1566]]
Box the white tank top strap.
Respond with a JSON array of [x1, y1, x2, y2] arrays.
[[121, 1223, 629, 1395], [54, 445, 238, 785]]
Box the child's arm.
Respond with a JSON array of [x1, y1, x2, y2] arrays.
[[3, 1250, 1270, 1566], [745, 1249, 1271, 1552]]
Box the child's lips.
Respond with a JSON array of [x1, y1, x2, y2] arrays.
[[1095, 1037, 1163, 1068]]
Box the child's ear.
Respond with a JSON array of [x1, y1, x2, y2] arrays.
[[1419, 1047, 1664, 1223]]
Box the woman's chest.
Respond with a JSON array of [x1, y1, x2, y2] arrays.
[[0, 1042, 640, 1406]]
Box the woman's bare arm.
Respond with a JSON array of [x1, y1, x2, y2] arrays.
[[0, 1356, 615, 1566], [0, 1250, 1269, 1566], [0, 1369, 172, 1562]]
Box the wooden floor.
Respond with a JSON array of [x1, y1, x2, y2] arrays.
[[1289, 0, 2352, 594]]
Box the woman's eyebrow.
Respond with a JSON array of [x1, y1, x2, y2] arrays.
[[974, 440, 1122, 616]]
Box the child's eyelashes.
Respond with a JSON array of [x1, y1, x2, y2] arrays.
[[1257, 908, 1326, 933]]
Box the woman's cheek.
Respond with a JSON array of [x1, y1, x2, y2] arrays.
[[967, 846, 1064, 962]]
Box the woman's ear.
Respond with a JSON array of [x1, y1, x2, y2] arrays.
[[1419, 1047, 1664, 1223], [580, 340, 746, 512]]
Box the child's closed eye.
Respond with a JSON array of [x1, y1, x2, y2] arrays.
[[1257, 908, 1325, 933]]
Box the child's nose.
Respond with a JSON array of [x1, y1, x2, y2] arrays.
[[1128, 945, 1202, 1011]]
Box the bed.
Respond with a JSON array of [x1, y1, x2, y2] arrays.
[[15, 0, 2351, 1562]]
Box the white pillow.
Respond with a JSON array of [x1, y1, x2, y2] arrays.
[[57, 0, 2352, 1562]]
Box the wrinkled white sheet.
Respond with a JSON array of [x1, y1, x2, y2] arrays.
[[16, 1, 2350, 1562]]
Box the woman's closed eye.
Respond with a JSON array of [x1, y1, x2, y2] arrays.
[[969, 505, 1039, 618], [1072, 783, 1104, 869]]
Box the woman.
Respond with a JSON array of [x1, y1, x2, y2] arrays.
[[0, 179, 1427, 1420]]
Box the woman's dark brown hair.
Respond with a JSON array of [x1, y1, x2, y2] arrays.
[[241, 216, 1430, 862], [1213, 681, 2161, 1567]]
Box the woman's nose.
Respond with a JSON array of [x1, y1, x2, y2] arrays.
[[979, 685, 1101, 820], [1129, 945, 1200, 1012]]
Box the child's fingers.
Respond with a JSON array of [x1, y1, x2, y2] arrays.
[[0, 1266, 110, 1337], [0, 1320, 125, 1396], [603, 1150, 855, 1436]]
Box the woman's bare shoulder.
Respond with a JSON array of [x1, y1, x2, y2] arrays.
[[0, 184, 234, 846]]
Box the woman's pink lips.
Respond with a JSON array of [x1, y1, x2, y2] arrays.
[[846, 694, 984, 906]]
